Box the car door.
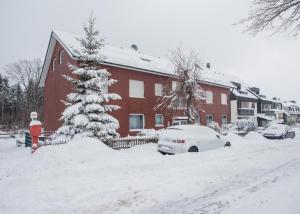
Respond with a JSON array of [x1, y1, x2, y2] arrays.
[[196, 127, 222, 151]]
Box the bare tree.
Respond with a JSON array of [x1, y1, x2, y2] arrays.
[[240, 0, 300, 35], [4, 59, 42, 90], [4, 59, 43, 126], [155, 48, 206, 124]]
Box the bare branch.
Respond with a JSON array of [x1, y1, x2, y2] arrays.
[[239, 0, 300, 35], [155, 47, 206, 124]]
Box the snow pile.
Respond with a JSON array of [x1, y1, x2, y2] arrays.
[[34, 137, 115, 163], [1, 128, 300, 214], [244, 131, 268, 142], [225, 132, 248, 145]]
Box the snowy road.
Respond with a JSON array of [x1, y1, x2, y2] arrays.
[[1, 131, 300, 214]]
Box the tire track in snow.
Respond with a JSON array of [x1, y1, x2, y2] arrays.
[[142, 157, 300, 214]]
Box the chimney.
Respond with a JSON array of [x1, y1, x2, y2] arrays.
[[231, 81, 241, 90], [131, 44, 138, 51], [249, 87, 260, 95], [206, 63, 211, 69]]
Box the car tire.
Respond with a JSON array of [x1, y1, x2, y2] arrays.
[[159, 151, 166, 155], [291, 133, 295, 139], [188, 146, 198, 152], [224, 142, 231, 147]]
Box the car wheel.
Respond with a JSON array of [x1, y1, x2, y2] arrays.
[[188, 146, 198, 152], [224, 142, 231, 147], [291, 133, 295, 139], [159, 151, 166, 155]]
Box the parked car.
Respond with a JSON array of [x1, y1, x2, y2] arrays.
[[262, 124, 295, 139], [157, 125, 231, 155]]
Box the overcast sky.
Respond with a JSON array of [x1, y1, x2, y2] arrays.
[[1, 0, 299, 102]]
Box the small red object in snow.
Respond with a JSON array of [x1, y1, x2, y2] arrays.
[[30, 114, 42, 154]]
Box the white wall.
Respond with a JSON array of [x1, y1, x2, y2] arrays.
[[231, 100, 237, 122]]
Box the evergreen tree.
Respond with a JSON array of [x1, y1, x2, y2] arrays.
[[54, 15, 121, 142]]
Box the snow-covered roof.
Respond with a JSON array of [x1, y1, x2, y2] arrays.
[[257, 114, 273, 121], [40, 30, 235, 88], [282, 101, 300, 108], [232, 86, 258, 100]]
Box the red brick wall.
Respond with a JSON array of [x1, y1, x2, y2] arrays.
[[44, 42, 231, 136]]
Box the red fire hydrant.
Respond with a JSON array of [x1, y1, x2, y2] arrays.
[[29, 112, 42, 154]]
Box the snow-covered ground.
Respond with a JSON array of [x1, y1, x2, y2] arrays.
[[1, 130, 300, 214]]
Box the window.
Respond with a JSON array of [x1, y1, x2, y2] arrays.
[[175, 97, 185, 108], [59, 50, 64, 64], [222, 114, 228, 125], [206, 91, 213, 104], [155, 114, 164, 126], [239, 101, 249, 109], [206, 114, 214, 125], [172, 81, 178, 91], [251, 102, 255, 109], [129, 114, 144, 130], [52, 58, 56, 71], [172, 119, 187, 126], [129, 80, 144, 98], [155, 83, 163, 96], [221, 93, 227, 105]]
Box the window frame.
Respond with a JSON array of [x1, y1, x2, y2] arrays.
[[129, 114, 145, 131], [206, 91, 213, 104], [206, 114, 214, 125], [129, 79, 145, 98], [155, 114, 164, 127], [154, 83, 163, 97], [221, 93, 228, 105], [221, 114, 228, 125], [59, 50, 64, 64], [172, 81, 178, 91]]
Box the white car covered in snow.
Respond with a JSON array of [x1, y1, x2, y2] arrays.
[[157, 125, 231, 155], [262, 124, 295, 139]]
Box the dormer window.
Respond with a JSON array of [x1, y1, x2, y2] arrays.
[[52, 58, 56, 71], [59, 50, 64, 64]]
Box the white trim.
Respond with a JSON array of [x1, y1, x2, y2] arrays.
[[59, 50, 64, 64], [52, 58, 56, 71], [129, 79, 145, 98], [154, 83, 163, 97], [206, 91, 214, 104], [129, 114, 145, 131], [221, 93, 228, 105]]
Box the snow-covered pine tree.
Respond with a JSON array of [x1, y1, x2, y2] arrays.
[[155, 48, 206, 124], [54, 15, 121, 142]]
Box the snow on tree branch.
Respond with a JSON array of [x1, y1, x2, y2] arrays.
[[155, 47, 206, 124], [53, 14, 121, 143]]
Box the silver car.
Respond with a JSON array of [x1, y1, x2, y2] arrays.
[[157, 125, 231, 155], [262, 124, 295, 139]]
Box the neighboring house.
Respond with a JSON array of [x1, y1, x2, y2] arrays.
[[39, 31, 233, 137], [265, 97, 288, 123], [230, 82, 258, 122], [248, 88, 290, 126], [283, 101, 300, 123]]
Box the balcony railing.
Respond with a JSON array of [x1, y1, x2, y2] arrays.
[[238, 108, 254, 116]]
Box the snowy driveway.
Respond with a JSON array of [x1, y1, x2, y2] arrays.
[[0, 131, 300, 214]]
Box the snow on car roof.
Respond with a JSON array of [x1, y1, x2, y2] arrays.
[[49, 30, 235, 88]]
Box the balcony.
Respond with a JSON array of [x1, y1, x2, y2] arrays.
[[238, 108, 254, 116]]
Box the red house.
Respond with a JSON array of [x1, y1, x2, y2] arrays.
[[39, 31, 233, 137]]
